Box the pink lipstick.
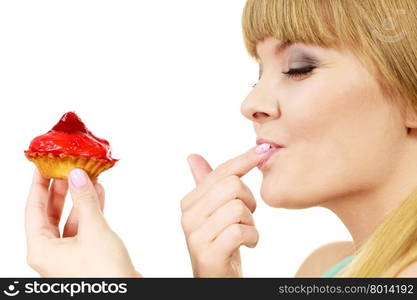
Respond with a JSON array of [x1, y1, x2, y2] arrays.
[[256, 138, 285, 169]]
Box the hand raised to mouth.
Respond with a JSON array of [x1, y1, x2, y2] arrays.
[[180, 147, 263, 277]]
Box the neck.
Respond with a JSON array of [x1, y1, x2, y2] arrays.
[[321, 142, 417, 254]]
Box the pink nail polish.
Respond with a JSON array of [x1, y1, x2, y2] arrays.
[[70, 168, 88, 188], [255, 143, 271, 154]]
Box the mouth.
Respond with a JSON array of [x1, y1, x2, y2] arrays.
[[256, 138, 285, 169]]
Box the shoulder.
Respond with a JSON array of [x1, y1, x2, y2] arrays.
[[294, 240, 355, 277], [396, 261, 417, 277]]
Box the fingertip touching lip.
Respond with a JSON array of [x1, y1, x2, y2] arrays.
[[256, 138, 285, 148]]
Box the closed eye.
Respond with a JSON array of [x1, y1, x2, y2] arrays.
[[252, 65, 316, 87], [282, 66, 316, 78]]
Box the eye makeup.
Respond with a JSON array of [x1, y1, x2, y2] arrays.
[[253, 44, 320, 86], [283, 53, 319, 79], [258, 63, 263, 80]]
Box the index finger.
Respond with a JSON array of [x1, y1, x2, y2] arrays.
[[212, 146, 262, 178], [25, 169, 53, 242], [199, 146, 262, 192], [183, 147, 262, 207]]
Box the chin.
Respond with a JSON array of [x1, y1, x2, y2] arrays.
[[259, 175, 319, 209]]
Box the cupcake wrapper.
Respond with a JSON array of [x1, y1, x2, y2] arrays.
[[25, 152, 115, 179]]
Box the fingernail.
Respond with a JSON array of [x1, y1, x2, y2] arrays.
[[69, 168, 88, 188], [255, 143, 271, 154]]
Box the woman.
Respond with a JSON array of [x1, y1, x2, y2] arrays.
[[25, 0, 417, 277]]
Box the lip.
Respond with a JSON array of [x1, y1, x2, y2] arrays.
[[256, 138, 285, 169], [256, 138, 285, 148]]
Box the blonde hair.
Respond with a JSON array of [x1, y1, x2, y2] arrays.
[[242, 0, 417, 277]]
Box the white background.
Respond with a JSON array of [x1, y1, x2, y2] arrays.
[[0, 0, 350, 277]]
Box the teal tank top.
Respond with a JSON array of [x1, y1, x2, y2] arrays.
[[320, 255, 356, 277]]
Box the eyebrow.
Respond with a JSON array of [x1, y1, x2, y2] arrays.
[[256, 40, 293, 58], [275, 40, 293, 55]]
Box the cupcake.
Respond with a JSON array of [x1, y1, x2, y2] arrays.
[[25, 112, 118, 179]]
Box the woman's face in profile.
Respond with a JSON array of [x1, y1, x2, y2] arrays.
[[241, 37, 408, 209]]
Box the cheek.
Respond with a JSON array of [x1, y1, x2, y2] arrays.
[[260, 70, 404, 207]]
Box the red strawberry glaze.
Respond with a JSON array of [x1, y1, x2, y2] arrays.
[[24, 112, 118, 162]]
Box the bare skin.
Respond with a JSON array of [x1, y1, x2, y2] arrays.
[[25, 36, 417, 277], [183, 37, 417, 277], [25, 169, 141, 277], [294, 241, 355, 277]]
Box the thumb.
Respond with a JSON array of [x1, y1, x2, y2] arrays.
[[68, 168, 107, 234], [187, 154, 213, 185]]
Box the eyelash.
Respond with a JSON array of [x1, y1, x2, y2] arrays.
[[282, 65, 316, 78], [252, 66, 316, 88]]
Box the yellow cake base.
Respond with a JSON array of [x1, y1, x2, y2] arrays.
[[25, 152, 115, 180]]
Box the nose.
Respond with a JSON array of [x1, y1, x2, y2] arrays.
[[240, 82, 280, 123]]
